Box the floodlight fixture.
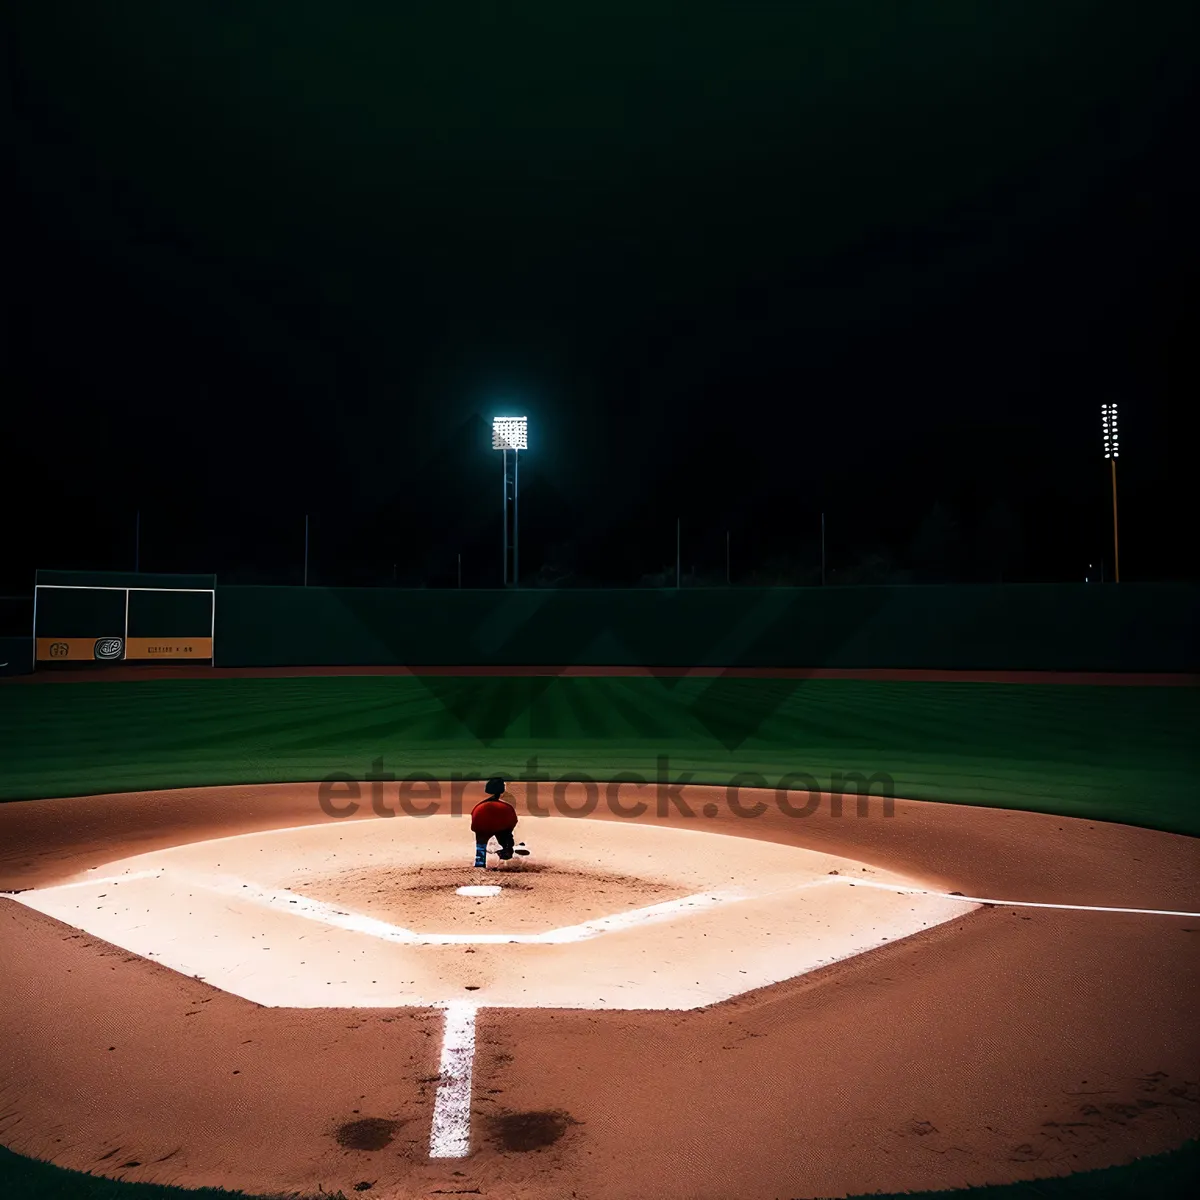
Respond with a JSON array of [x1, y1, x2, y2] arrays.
[[492, 416, 528, 451], [1101, 403, 1120, 459]]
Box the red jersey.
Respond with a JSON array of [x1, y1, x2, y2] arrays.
[[470, 795, 518, 835]]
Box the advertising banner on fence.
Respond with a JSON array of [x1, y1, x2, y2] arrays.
[[124, 637, 213, 660], [36, 637, 125, 662]]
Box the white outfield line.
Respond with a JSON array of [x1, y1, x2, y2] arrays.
[[29, 869, 167, 890], [429, 1002, 477, 1159], [831, 878, 1200, 918]]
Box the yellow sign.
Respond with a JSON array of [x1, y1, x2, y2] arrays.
[[124, 637, 213, 660], [36, 637, 124, 662]]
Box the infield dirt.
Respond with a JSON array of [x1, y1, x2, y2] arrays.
[[1, 782, 1197, 1199]]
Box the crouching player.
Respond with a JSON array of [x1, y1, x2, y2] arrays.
[[471, 777, 530, 868]]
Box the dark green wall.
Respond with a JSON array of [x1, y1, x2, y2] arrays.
[[212, 585, 1198, 672]]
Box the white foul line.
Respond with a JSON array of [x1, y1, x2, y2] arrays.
[[429, 1002, 477, 1159], [832, 878, 1200, 918], [535, 889, 747, 942], [22, 869, 167, 891]]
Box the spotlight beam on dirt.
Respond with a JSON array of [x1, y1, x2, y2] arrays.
[[429, 1001, 478, 1158]]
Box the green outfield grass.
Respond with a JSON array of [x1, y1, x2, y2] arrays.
[[1, 675, 1196, 833]]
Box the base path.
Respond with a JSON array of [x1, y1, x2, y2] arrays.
[[0, 783, 1197, 1199]]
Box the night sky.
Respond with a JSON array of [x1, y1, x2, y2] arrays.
[[7, 2, 1198, 598]]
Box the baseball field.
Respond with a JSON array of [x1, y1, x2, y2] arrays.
[[1, 668, 1197, 1199]]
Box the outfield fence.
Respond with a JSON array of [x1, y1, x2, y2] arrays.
[[7, 579, 1196, 674], [210, 583, 1197, 672]]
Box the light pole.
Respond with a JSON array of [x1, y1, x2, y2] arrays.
[[492, 416, 528, 586], [1101, 404, 1120, 583]]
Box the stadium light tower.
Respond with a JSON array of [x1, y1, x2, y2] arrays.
[[1101, 403, 1120, 583], [492, 416, 528, 585]]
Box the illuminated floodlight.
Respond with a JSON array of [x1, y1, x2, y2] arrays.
[[1100, 403, 1120, 459], [492, 416, 528, 451]]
